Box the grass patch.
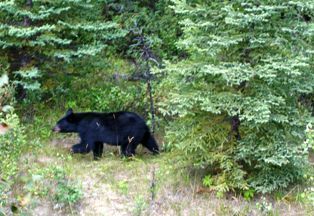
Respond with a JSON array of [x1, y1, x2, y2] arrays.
[[3, 129, 314, 215]]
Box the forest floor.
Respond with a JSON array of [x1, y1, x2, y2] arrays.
[[8, 135, 309, 216]]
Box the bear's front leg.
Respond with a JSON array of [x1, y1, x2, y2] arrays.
[[93, 142, 104, 160], [71, 142, 90, 154], [121, 142, 136, 157], [120, 143, 129, 157]]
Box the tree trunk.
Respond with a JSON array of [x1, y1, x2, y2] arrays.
[[231, 115, 241, 140], [147, 74, 155, 134]]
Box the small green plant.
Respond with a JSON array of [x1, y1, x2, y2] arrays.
[[202, 175, 213, 188], [117, 180, 129, 195], [243, 188, 255, 201], [296, 173, 314, 206], [256, 197, 274, 215], [273, 191, 284, 201], [54, 180, 82, 206], [133, 195, 147, 216]]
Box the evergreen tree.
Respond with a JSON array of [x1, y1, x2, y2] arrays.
[[0, 0, 125, 97], [158, 0, 314, 193]]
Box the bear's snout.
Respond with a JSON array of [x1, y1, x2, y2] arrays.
[[52, 125, 61, 132]]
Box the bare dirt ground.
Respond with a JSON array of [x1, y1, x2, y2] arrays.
[[27, 138, 313, 216]]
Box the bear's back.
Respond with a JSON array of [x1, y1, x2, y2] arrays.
[[76, 111, 146, 129]]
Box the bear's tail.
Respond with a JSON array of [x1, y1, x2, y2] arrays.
[[142, 131, 159, 154]]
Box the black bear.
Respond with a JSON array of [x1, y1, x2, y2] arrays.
[[52, 108, 159, 159]]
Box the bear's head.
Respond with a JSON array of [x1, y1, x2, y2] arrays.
[[52, 108, 78, 133]]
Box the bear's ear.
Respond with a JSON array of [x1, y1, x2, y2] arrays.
[[66, 108, 73, 116]]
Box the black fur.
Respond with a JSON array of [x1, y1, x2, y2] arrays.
[[53, 108, 159, 159]]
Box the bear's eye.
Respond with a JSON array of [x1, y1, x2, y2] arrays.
[[66, 115, 76, 123]]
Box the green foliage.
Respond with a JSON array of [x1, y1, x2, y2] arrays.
[[75, 83, 147, 113], [0, 112, 26, 181], [0, 112, 27, 207], [306, 123, 314, 150], [1, 0, 312, 210], [297, 172, 314, 206], [256, 197, 274, 215], [202, 175, 213, 188], [158, 0, 314, 194], [0, 0, 126, 94], [13, 67, 41, 91], [133, 195, 147, 216], [298, 124, 314, 206], [164, 115, 248, 194], [117, 180, 129, 195], [104, 0, 181, 59], [27, 165, 82, 207], [54, 180, 82, 206], [0, 0, 123, 53], [243, 188, 255, 201]]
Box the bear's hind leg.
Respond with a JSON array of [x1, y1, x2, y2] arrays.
[[93, 142, 104, 160], [126, 138, 140, 157], [120, 142, 136, 157]]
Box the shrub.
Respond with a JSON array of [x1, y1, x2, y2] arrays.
[[0, 112, 27, 205], [0, 112, 26, 180]]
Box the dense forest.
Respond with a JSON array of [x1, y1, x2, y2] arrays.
[[0, 0, 313, 215]]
